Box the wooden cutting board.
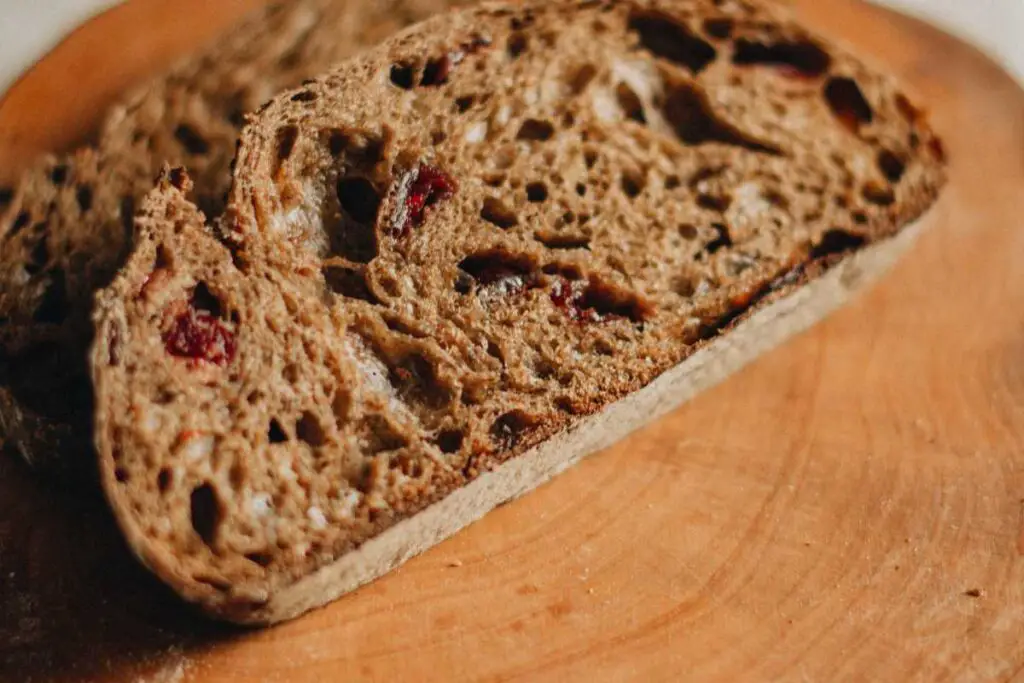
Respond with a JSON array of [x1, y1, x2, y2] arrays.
[[2, 1, 1023, 681]]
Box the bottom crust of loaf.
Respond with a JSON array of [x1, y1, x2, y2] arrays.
[[217, 209, 933, 625]]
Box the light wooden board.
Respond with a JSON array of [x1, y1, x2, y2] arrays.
[[1, 0, 1023, 680]]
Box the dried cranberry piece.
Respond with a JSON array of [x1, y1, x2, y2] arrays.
[[422, 53, 461, 87], [550, 277, 652, 324], [163, 307, 236, 366], [550, 277, 602, 324], [392, 165, 458, 236]]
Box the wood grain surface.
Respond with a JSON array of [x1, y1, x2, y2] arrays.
[[2, 0, 1023, 681]]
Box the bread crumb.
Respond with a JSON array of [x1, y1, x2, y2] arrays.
[[447, 559, 463, 568], [465, 121, 488, 144], [307, 506, 327, 529], [251, 493, 273, 517]]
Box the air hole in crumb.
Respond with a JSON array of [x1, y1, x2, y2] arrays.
[[26, 238, 48, 275], [811, 229, 866, 259], [862, 181, 895, 206], [456, 95, 475, 112], [665, 175, 682, 190], [568, 63, 598, 94], [517, 119, 555, 141], [291, 90, 317, 102], [296, 412, 327, 447], [697, 193, 732, 212], [422, 52, 461, 87], [76, 186, 93, 213], [174, 124, 210, 155], [543, 262, 583, 280], [481, 197, 519, 228], [894, 93, 919, 123], [459, 250, 537, 296], [704, 223, 732, 253], [679, 223, 698, 239], [616, 83, 647, 124], [276, 125, 299, 161], [526, 182, 549, 202], [484, 173, 506, 188], [877, 149, 906, 183], [157, 468, 172, 493], [190, 483, 223, 546], [491, 410, 537, 449], [663, 81, 780, 154], [390, 63, 416, 89], [508, 33, 528, 58], [324, 264, 377, 303], [283, 364, 300, 383], [268, 419, 288, 444], [50, 165, 69, 185], [732, 39, 831, 78], [391, 354, 452, 409], [552, 276, 652, 323], [337, 177, 382, 224], [436, 429, 465, 454], [245, 552, 273, 568], [431, 130, 448, 145], [703, 18, 733, 39], [537, 233, 591, 250], [33, 269, 69, 324], [620, 170, 645, 198], [229, 462, 246, 490], [115, 467, 129, 483], [629, 10, 717, 74], [576, 183, 587, 196], [10, 210, 30, 236], [555, 396, 577, 413], [191, 282, 223, 317], [825, 77, 873, 133]]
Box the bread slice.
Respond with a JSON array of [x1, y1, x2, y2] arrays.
[[91, 0, 946, 624], [0, 0, 465, 474]]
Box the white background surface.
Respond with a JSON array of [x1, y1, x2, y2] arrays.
[[0, 0, 1022, 96]]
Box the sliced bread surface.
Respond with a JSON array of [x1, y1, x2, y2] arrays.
[[0, 0, 465, 474], [91, 0, 946, 623]]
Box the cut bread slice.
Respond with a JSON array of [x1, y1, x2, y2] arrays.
[[91, 0, 946, 624], [0, 0, 465, 475]]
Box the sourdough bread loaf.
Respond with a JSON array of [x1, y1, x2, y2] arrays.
[[91, 0, 945, 623], [0, 0, 465, 475]]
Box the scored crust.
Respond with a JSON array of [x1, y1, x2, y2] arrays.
[[91, 0, 946, 623], [0, 0, 467, 475]]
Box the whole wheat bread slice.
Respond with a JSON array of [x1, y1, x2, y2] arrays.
[[91, 0, 946, 624], [0, 0, 465, 475]]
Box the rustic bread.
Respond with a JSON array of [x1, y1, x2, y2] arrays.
[[91, 0, 946, 623], [0, 0, 465, 474]]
